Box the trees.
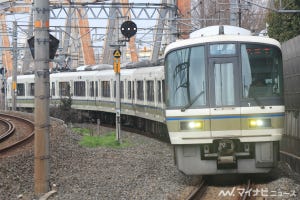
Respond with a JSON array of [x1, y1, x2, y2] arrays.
[[267, 0, 300, 42]]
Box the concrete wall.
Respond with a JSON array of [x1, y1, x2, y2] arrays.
[[282, 35, 300, 110], [282, 35, 300, 139]]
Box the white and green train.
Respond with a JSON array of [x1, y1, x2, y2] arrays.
[[6, 25, 284, 175], [164, 25, 284, 175], [6, 64, 167, 139]]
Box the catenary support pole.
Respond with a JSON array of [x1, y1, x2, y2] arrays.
[[34, 0, 50, 195], [12, 21, 17, 111]]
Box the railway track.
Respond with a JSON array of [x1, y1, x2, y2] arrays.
[[184, 179, 207, 200], [0, 113, 34, 155], [182, 178, 255, 200], [0, 116, 15, 142], [237, 179, 253, 200], [184, 176, 264, 200]]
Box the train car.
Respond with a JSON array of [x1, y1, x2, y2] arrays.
[[6, 64, 165, 125], [7, 74, 35, 108], [164, 25, 284, 175]]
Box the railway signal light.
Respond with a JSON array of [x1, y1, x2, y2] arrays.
[[0, 67, 6, 75], [0, 68, 6, 94], [120, 21, 137, 39], [1, 80, 4, 93]]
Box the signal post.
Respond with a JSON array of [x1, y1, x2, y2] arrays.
[[113, 49, 121, 143], [113, 20, 137, 143]]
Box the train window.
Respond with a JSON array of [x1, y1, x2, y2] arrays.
[[74, 81, 86, 96], [210, 43, 236, 55], [29, 83, 34, 96], [90, 81, 94, 97], [137, 80, 144, 101], [147, 80, 154, 102], [241, 44, 283, 98], [132, 81, 135, 100], [89, 81, 95, 97], [51, 82, 55, 96], [214, 63, 234, 106], [120, 81, 124, 99], [17, 83, 25, 96], [59, 82, 70, 96], [102, 81, 110, 98], [95, 81, 98, 96], [165, 46, 206, 108], [114, 81, 116, 98], [162, 80, 165, 103], [113, 81, 124, 99], [157, 81, 162, 103], [89, 81, 98, 97], [157, 80, 165, 103], [127, 81, 132, 99]]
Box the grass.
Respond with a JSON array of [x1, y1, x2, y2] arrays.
[[72, 127, 91, 136], [72, 127, 130, 148]]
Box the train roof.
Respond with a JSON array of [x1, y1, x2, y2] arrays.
[[49, 66, 163, 78], [7, 74, 34, 81], [164, 34, 281, 56], [51, 68, 136, 78], [132, 65, 164, 76], [9, 65, 164, 81], [190, 25, 251, 37]]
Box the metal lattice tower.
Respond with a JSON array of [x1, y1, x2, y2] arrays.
[[1, 0, 300, 72], [0, 1, 179, 72]]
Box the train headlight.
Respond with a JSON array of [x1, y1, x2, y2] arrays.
[[180, 120, 204, 130], [248, 119, 271, 128]]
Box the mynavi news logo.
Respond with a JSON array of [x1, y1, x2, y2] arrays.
[[218, 187, 297, 198]]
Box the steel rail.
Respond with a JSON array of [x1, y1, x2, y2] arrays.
[[0, 113, 34, 153], [0, 117, 15, 142], [239, 179, 252, 200], [185, 179, 207, 200]]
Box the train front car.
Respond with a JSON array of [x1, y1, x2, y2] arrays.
[[164, 26, 284, 175]]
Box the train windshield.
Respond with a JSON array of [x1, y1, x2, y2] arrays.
[[165, 46, 206, 108], [241, 44, 283, 99]]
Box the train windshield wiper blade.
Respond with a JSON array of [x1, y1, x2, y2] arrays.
[[181, 90, 205, 112], [252, 94, 265, 109]]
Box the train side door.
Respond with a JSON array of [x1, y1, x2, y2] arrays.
[[208, 57, 242, 137]]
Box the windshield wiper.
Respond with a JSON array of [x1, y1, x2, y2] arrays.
[[181, 91, 205, 112], [252, 95, 265, 109]]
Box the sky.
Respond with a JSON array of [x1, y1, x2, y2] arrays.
[[3, 1, 163, 53]]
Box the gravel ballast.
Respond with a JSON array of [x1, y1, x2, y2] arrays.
[[0, 120, 199, 199], [0, 118, 300, 200]]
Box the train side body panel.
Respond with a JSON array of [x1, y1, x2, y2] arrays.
[[6, 66, 165, 123]]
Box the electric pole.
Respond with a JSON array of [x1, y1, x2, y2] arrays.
[[33, 0, 50, 195], [12, 21, 17, 111]]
